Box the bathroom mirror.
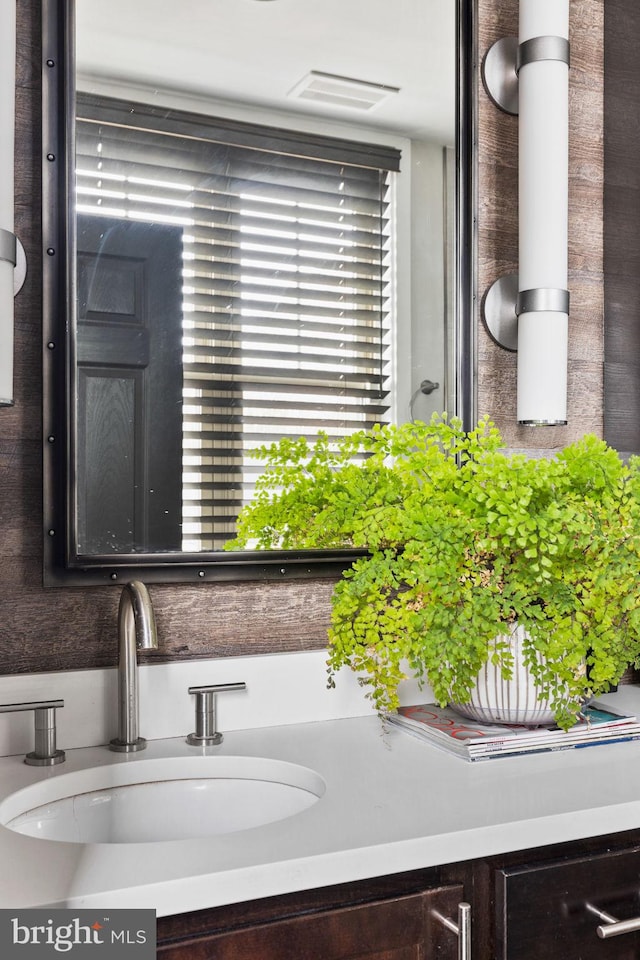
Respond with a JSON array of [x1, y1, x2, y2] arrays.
[[42, 0, 476, 585]]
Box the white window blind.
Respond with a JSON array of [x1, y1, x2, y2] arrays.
[[75, 95, 399, 550]]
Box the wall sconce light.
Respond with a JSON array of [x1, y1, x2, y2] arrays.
[[482, 0, 569, 426], [0, 0, 27, 408]]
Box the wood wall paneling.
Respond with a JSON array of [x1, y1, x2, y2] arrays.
[[604, 0, 640, 451]]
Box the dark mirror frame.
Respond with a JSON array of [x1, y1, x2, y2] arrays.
[[41, 0, 477, 587]]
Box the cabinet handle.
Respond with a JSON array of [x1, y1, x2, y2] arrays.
[[585, 901, 640, 939], [433, 902, 472, 959]]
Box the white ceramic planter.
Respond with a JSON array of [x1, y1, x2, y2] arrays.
[[450, 623, 557, 726]]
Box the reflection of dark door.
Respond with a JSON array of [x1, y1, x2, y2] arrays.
[[76, 215, 183, 553]]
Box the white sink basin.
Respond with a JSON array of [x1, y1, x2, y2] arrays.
[[0, 755, 325, 844]]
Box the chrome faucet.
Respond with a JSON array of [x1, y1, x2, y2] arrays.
[[109, 580, 158, 752]]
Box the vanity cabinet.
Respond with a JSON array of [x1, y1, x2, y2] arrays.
[[156, 830, 640, 959], [156, 872, 466, 959]]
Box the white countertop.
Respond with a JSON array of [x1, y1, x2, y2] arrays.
[[1, 687, 640, 917]]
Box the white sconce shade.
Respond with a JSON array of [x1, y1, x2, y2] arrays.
[[0, 0, 16, 407], [517, 0, 569, 425], [481, 0, 570, 426]]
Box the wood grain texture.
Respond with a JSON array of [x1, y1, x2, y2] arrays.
[[156, 869, 444, 944], [604, 361, 640, 454], [603, 0, 640, 450], [604, 273, 640, 361], [477, 0, 605, 448], [156, 874, 464, 960], [0, 0, 607, 676]]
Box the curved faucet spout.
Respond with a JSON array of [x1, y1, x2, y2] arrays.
[[120, 579, 158, 653], [109, 580, 158, 752]]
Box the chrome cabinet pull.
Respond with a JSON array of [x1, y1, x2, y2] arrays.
[[585, 901, 640, 939], [433, 902, 472, 959]]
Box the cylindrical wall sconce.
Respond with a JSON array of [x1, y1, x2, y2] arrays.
[[0, 0, 26, 408], [482, 0, 570, 426]]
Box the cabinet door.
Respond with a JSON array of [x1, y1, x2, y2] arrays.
[[157, 884, 465, 960], [496, 846, 640, 960]]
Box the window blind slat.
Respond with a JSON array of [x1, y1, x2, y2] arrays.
[[185, 226, 387, 264], [182, 377, 389, 400], [186, 268, 389, 296], [77, 135, 390, 201], [186, 319, 389, 341], [185, 243, 386, 279], [76, 163, 390, 220], [183, 299, 386, 325], [185, 281, 384, 310], [182, 359, 386, 380]]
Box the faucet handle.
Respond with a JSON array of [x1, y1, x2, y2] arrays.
[[187, 683, 246, 746], [0, 700, 65, 766]]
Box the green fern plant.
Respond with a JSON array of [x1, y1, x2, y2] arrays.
[[228, 415, 640, 729]]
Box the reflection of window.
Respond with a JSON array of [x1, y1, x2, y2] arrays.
[[76, 95, 399, 550]]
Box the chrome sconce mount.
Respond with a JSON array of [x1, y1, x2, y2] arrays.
[[483, 276, 571, 354], [0, 224, 27, 410], [482, 34, 570, 116], [0, 228, 27, 297], [482, 36, 520, 116]]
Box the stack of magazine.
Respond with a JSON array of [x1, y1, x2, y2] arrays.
[[386, 701, 640, 761]]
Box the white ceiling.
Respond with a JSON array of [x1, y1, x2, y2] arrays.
[[76, 0, 456, 144]]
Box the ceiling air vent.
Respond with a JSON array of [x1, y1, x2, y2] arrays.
[[287, 71, 400, 111]]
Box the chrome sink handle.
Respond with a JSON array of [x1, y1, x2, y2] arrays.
[[187, 683, 247, 746], [0, 700, 65, 766]]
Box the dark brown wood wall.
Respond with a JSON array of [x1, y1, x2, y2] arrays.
[[603, 0, 640, 453], [0, 0, 605, 676]]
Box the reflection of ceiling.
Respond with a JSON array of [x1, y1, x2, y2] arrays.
[[76, 0, 455, 144]]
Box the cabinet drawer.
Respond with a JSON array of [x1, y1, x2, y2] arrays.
[[496, 846, 640, 960], [158, 883, 466, 960]]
